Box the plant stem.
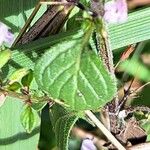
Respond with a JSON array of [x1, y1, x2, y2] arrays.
[[85, 110, 126, 150], [12, 1, 42, 47], [1, 89, 29, 101]]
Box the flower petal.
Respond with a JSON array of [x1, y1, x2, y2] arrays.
[[81, 138, 97, 150], [104, 0, 128, 24], [4, 30, 14, 45], [0, 22, 14, 46]]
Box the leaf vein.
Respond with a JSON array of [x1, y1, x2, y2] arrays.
[[46, 62, 75, 88], [58, 75, 74, 100], [90, 61, 108, 94], [79, 71, 100, 99]]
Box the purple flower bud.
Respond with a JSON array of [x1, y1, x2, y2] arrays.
[[104, 0, 128, 24], [81, 138, 97, 150], [0, 22, 14, 46]]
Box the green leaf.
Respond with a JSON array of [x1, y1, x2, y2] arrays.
[[31, 101, 47, 111], [141, 119, 150, 135], [50, 104, 78, 150], [20, 105, 38, 133], [21, 69, 33, 87], [0, 96, 40, 150], [119, 59, 150, 82], [108, 7, 150, 50], [0, 49, 11, 69], [8, 68, 29, 84], [7, 82, 21, 91], [35, 31, 117, 111]]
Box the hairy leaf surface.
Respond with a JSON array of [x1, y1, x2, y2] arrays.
[[35, 32, 116, 111], [50, 105, 78, 150]]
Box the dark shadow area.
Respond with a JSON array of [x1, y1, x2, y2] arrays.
[[1, 64, 10, 80], [9, 59, 23, 69], [0, 126, 40, 145], [132, 85, 150, 106], [38, 105, 56, 150]]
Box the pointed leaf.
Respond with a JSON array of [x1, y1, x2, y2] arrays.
[[20, 105, 38, 133], [21, 69, 33, 87], [7, 82, 21, 91], [8, 68, 29, 84], [35, 32, 116, 111]]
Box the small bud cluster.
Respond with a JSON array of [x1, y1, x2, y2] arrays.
[[81, 138, 97, 150]]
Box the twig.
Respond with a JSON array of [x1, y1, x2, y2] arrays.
[[134, 81, 150, 93], [40, 1, 69, 5], [12, 0, 44, 47], [1, 90, 29, 101], [85, 110, 126, 150]]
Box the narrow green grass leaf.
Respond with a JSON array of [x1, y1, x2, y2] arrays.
[[108, 7, 150, 50]]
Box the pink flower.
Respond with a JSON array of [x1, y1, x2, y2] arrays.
[[81, 138, 97, 150], [104, 0, 128, 24], [0, 22, 14, 46]]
